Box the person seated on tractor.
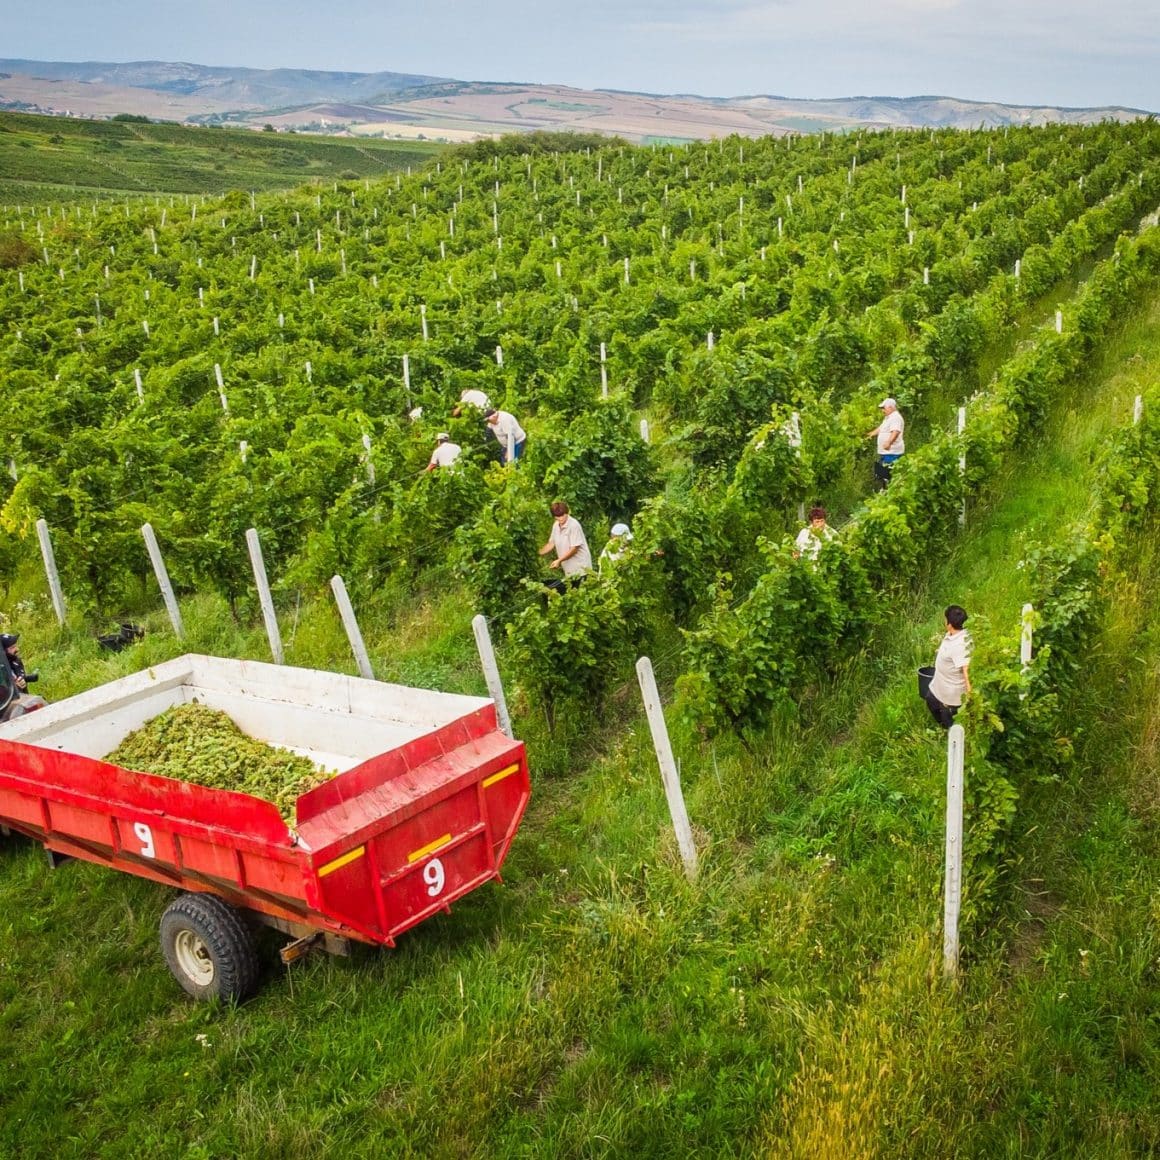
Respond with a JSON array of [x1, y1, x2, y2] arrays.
[[1, 634, 37, 691]]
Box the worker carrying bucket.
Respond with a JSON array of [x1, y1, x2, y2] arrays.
[[919, 605, 973, 729]]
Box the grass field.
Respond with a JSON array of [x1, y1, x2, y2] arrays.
[[0, 111, 447, 203], [0, 271, 1157, 1155]]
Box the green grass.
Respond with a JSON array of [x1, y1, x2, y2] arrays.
[[0, 111, 446, 204], [2, 239, 1160, 1156], [2, 183, 1160, 1160]]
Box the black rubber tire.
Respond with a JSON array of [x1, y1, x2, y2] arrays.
[[159, 893, 260, 1002]]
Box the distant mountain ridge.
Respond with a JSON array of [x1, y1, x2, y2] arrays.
[[0, 59, 1150, 143], [0, 59, 445, 107]]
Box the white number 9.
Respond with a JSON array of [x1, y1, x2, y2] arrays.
[[133, 822, 155, 859], [423, 858, 445, 897]]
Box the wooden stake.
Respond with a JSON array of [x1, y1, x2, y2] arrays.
[[472, 614, 512, 740], [636, 657, 698, 881], [36, 519, 67, 625], [141, 523, 184, 638], [943, 724, 965, 978], [331, 575, 375, 680], [958, 406, 967, 526], [246, 528, 284, 664]]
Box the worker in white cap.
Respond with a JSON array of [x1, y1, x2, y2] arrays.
[[426, 432, 462, 471], [866, 397, 905, 489], [599, 522, 634, 571]]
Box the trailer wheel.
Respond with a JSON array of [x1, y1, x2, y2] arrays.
[[159, 893, 259, 1002]]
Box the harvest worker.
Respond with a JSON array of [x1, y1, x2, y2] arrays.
[[923, 605, 973, 729], [598, 522, 634, 572], [866, 397, 905, 489], [793, 507, 837, 562], [452, 388, 492, 416], [426, 433, 461, 471], [539, 501, 592, 591], [485, 408, 526, 464]]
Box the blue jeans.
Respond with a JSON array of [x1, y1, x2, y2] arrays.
[[875, 453, 901, 487]]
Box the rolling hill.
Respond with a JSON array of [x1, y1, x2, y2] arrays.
[[0, 58, 1151, 143]]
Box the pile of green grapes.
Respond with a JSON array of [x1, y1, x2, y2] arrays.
[[108, 701, 332, 820]]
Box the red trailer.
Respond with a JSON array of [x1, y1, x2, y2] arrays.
[[0, 655, 530, 1000]]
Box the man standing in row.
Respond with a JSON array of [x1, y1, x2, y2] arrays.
[[485, 408, 526, 465], [867, 397, 905, 489]]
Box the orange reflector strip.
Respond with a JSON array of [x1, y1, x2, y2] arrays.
[[318, 846, 366, 877], [407, 833, 452, 863], [483, 763, 520, 789]]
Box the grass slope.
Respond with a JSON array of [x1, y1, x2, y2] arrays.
[[0, 291, 1157, 1155], [0, 111, 446, 203]]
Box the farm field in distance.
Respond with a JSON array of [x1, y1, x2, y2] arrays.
[[0, 110, 445, 203], [0, 120, 1158, 1155]]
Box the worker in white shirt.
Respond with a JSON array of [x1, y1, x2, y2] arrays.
[[426, 433, 461, 471], [452, 388, 492, 416], [598, 522, 634, 572], [539, 501, 592, 591], [793, 507, 837, 562], [485, 408, 526, 464], [922, 604, 973, 729], [866, 397, 905, 489]]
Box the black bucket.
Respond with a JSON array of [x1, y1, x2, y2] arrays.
[[917, 666, 935, 701]]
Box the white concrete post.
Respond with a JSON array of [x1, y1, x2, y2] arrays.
[[1134, 395, 1143, 425], [600, 341, 608, 398], [215, 363, 228, 412], [402, 353, 411, 397], [943, 723, 965, 978], [636, 657, 698, 881], [36, 519, 67, 625], [624, 257, 630, 284], [640, 419, 650, 443], [1021, 603, 1034, 668], [707, 331, 715, 351], [246, 528, 284, 664], [472, 614, 512, 740], [330, 575, 374, 680], [958, 406, 967, 527], [141, 523, 184, 638], [420, 304, 428, 341], [495, 345, 504, 367], [1055, 310, 1063, 334], [134, 368, 144, 403]]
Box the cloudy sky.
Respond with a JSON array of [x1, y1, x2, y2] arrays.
[[6, 0, 1157, 111]]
